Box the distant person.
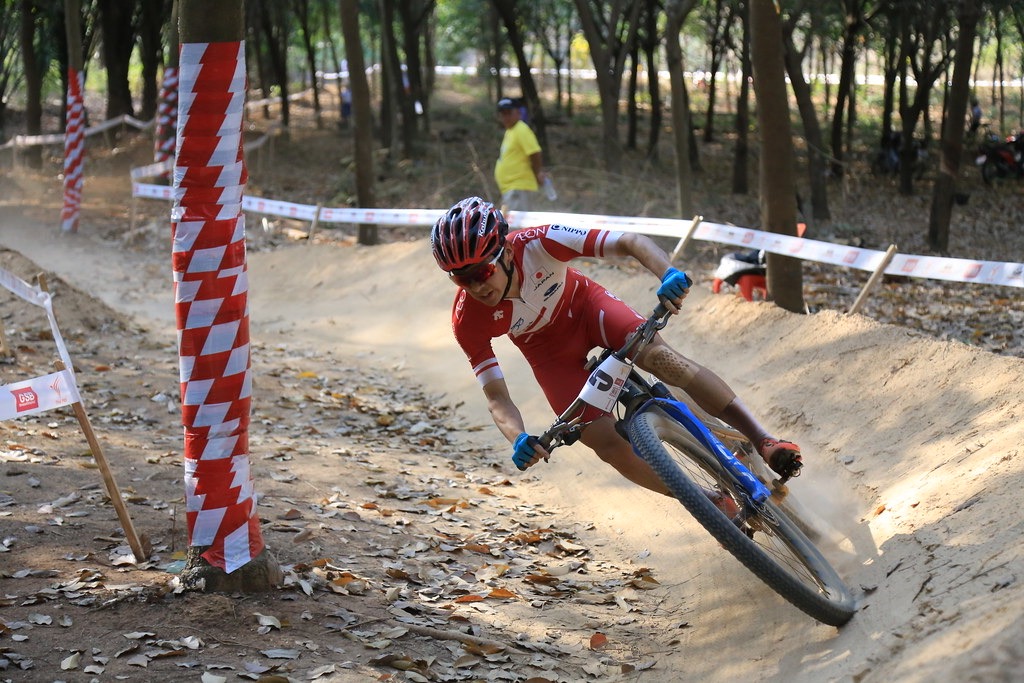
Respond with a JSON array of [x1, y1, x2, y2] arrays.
[[967, 98, 983, 137], [340, 82, 352, 129], [494, 97, 547, 214], [430, 196, 803, 500]]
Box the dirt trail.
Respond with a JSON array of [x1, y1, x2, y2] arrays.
[[2, 206, 1022, 681]]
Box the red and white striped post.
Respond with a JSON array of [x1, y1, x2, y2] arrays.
[[173, 40, 265, 574], [154, 66, 179, 176], [61, 67, 85, 233]]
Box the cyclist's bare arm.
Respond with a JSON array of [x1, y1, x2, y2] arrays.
[[610, 233, 672, 279], [610, 233, 689, 311], [482, 378, 552, 463]]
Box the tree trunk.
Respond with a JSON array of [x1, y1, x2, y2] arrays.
[[781, 28, 830, 223], [750, 0, 803, 313], [137, 0, 168, 121], [382, 0, 418, 159], [664, 0, 698, 220], [829, 3, 864, 179], [928, 0, 979, 253], [626, 46, 639, 151], [341, 0, 378, 245], [731, 0, 751, 195], [398, 0, 431, 138], [97, 0, 136, 122], [379, 0, 399, 157], [257, 0, 291, 131], [573, 0, 643, 174], [703, 0, 729, 143], [642, 0, 662, 162], [294, 0, 323, 128], [175, 0, 279, 591], [319, 0, 345, 123], [20, 0, 43, 168]]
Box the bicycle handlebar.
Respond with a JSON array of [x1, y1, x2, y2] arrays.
[[536, 300, 675, 454]]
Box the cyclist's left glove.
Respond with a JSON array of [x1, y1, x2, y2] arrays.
[[657, 267, 692, 301], [512, 432, 541, 471]]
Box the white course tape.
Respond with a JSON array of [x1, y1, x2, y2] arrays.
[[0, 370, 81, 421], [0, 114, 153, 150], [0, 267, 76, 371], [0, 267, 83, 421], [126, 188, 1024, 289]]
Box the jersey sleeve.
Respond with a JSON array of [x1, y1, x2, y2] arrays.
[[537, 224, 622, 261], [452, 290, 504, 387]]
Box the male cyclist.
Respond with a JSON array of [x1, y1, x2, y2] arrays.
[[431, 197, 802, 495]]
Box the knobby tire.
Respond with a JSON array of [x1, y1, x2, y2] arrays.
[[665, 389, 825, 542], [981, 158, 999, 185], [629, 411, 856, 627]]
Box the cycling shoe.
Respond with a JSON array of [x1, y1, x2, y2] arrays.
[[759, 438, 803, 479]]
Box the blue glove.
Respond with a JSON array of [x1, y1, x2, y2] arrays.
[[512, 432, 540, 471], [657, 267, 692, 301]]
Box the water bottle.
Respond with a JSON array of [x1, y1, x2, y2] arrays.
[[542, 176, 558, 201]]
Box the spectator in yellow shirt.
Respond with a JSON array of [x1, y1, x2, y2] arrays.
[[494, 97, 547, 214]]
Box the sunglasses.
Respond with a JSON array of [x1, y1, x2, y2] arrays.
[[449, 248, 504, 287]]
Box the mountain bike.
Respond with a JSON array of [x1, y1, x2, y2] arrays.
[[532, 303, 856, 627]]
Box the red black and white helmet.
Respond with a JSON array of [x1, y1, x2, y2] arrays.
[[431, 197, 508, 271]]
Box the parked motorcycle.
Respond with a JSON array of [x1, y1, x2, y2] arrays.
[[975, 131, 1024, 184]]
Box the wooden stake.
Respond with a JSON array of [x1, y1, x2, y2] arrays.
[[54, 360, 150, 561], [307, 203, 323, 243], [848, 244, 898, 316], [669, 215, 704, 263], [0, 322, 13, 360], [36, 272, 149, 561]]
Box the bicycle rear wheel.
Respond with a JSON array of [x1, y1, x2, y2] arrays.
[[629, 410, 856, 626]]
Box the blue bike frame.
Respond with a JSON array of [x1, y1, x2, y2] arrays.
[[637, 397, 772, 506]]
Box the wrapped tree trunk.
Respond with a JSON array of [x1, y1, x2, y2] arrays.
[[154, 0, 180, 180], [61, 0, 85, 233], [174, 0, 279, 592]]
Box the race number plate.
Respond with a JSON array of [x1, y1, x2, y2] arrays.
[[579, 355, 632, 413]]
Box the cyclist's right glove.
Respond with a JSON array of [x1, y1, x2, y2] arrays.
[[658, 267, 692, 302], [512, 432, 541, 471]]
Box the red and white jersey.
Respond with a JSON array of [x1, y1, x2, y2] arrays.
[[451, 224, 622, 386]]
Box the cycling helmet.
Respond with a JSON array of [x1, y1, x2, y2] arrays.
[[431, 197, 508, 271]]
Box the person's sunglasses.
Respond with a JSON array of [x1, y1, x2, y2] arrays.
[[449, 248, 504, 287]]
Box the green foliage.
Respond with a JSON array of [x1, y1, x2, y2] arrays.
[[0, 1, 23, 111], [434, 0, 483, 65]]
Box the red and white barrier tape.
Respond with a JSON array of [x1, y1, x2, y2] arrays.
[[60, 68, 85, 233], [154, 66, 179, 171], [173, 40, 263, 574]]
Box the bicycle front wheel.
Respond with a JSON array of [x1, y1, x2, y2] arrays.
[[629, 410, 856, 627]]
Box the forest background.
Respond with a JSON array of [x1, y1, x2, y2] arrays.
[[2, 0, 1024, 269]]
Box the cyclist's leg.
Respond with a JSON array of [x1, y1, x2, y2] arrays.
[[634, 337, 801, 473], [579, 416, 671, 496]]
